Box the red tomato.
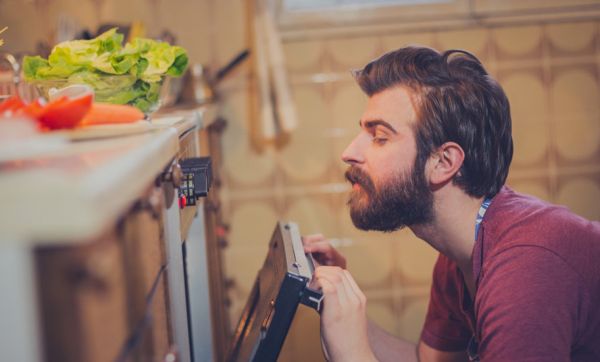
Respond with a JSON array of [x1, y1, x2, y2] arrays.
[[17, 99, 45, 119], [37, 94, 93, 130], [0, 95, 27, 115]]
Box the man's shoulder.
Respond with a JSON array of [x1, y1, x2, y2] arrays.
[[481, 186, 600, 286], [473, 242, 600, 361], [484, 186, 600, 251]]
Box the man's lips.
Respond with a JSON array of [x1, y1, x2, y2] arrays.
[[345, 168, 367, 191], [346, 175, 360, 189]]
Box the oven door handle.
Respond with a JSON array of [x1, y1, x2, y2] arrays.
[[300, 286, 323, 313]]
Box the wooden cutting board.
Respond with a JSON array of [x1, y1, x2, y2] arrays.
[[57, 120, 152, 141]]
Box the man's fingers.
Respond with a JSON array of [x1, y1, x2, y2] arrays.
[[313, 269, 373, 361], [316, 266, 351, 305], [304, 242, 338, 263], [316, 277, 342, 312], [304, 238, 348, 269], [322, 267, 362, 307], [302, 233, 325, 245], [303, 240, 332, 253]]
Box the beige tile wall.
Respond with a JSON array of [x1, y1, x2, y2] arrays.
[[218, 16, 600, 362], [0, 0, 213, 66]]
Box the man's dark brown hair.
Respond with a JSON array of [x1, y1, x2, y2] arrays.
[[354, 46, 513, 198]]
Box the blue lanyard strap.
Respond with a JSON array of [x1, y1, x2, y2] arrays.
[[468, 197, 492, 361], [475, 198, 492, 240]]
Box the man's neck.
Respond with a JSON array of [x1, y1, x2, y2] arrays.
[[410, 187, 484, 287]]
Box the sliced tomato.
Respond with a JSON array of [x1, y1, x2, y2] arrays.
[[44, 96, 69, 108], [37, 94, 93, 130], [0, 95, 27, 115], [17, 99, 45, 119]]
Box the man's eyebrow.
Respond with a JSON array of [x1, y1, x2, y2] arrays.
[[359, 119, 398, 134]]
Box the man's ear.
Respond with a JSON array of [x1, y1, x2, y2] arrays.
[[427, 142, 465, 187]]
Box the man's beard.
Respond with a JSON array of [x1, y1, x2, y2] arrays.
[[345, 159, 434, 232]]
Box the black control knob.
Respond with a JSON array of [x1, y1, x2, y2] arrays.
[[178, 157, 212, 206]]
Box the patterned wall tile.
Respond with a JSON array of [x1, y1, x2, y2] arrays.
[[284, 195, 339, 236], [280, 84, 332, 184], [213, 0, 248, 65], [381, 32, 437, 52], [395, 296, 430, 343], [228, 200, 279, 248], [473, 0, 600, 13], [0, 0, 213, 64], [547, 21, 597, 56], [556, 175, 600, 220], [393, 230, 439, 286], [224, 199, 281, 329], [223, 247, 265, 296], [508, 177, 553, 202], [148, 0, 212, 64], [492, 25, 544, 60], [221, 91, 278, 188], [436, 28, 490, 60], [550, 66, 600, 165], [279, 306, 325, 362], [367, 299, 397, 336], [500, 70, 551, 168], [344, 239, 395, 288], [327, 36, 381, 71], [283, 40, 326, 73]]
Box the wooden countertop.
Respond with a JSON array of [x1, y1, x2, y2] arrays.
[[0, 108, 208, 245]]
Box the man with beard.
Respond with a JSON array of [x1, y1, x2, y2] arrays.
[[303, 46, 600, 361]]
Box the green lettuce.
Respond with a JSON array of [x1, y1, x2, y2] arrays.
[[23, 56, 50, 79], [23, 28, 188, 112]]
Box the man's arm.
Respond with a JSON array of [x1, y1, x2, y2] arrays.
[[304, 236, 469, 361], [368, 320, 468, 362], [367, 319, 417, 362], [313, 265, 468, 362]]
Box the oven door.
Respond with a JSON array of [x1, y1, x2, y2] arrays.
[[227, 222, 322, 362]]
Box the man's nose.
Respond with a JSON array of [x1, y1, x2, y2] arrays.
[[341, 135, 365, 166]]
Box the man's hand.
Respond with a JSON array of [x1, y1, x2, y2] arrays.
[[302, 234, 347, 269], [315, 266, 377, 362]]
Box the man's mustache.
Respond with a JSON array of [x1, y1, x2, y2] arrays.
[[345, 166, 376, 194]]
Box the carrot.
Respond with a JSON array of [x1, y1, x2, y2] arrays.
[[79, 103, 144, 126]]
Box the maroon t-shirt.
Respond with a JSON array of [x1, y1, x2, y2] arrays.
[[421, 187, 600, 361]]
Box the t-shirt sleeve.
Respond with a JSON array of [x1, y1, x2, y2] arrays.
[[420, 254, 472, 352], [476, 246, 584, 361]]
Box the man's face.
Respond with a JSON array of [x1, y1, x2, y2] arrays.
[[342, 86, 434, 232]]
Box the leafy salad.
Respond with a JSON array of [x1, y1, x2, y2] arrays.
[[23, 28, 188, 112]]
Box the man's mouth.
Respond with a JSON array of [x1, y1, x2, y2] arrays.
[[345, 167, 369, 193], [345, 169, 357, 185]]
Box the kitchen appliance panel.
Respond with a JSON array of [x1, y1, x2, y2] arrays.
[[35, 231, 129, 362], [179, 127, 202, 241], [121, 202, 172, 361]]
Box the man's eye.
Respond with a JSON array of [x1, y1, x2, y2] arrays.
[[373, 137, 388, 145]]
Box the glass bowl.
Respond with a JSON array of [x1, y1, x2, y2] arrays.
[[31, 74, 165, 114]]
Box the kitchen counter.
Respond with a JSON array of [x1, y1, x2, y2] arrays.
[[0, 106, 219, 362], [0, 115, 203, 244]]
